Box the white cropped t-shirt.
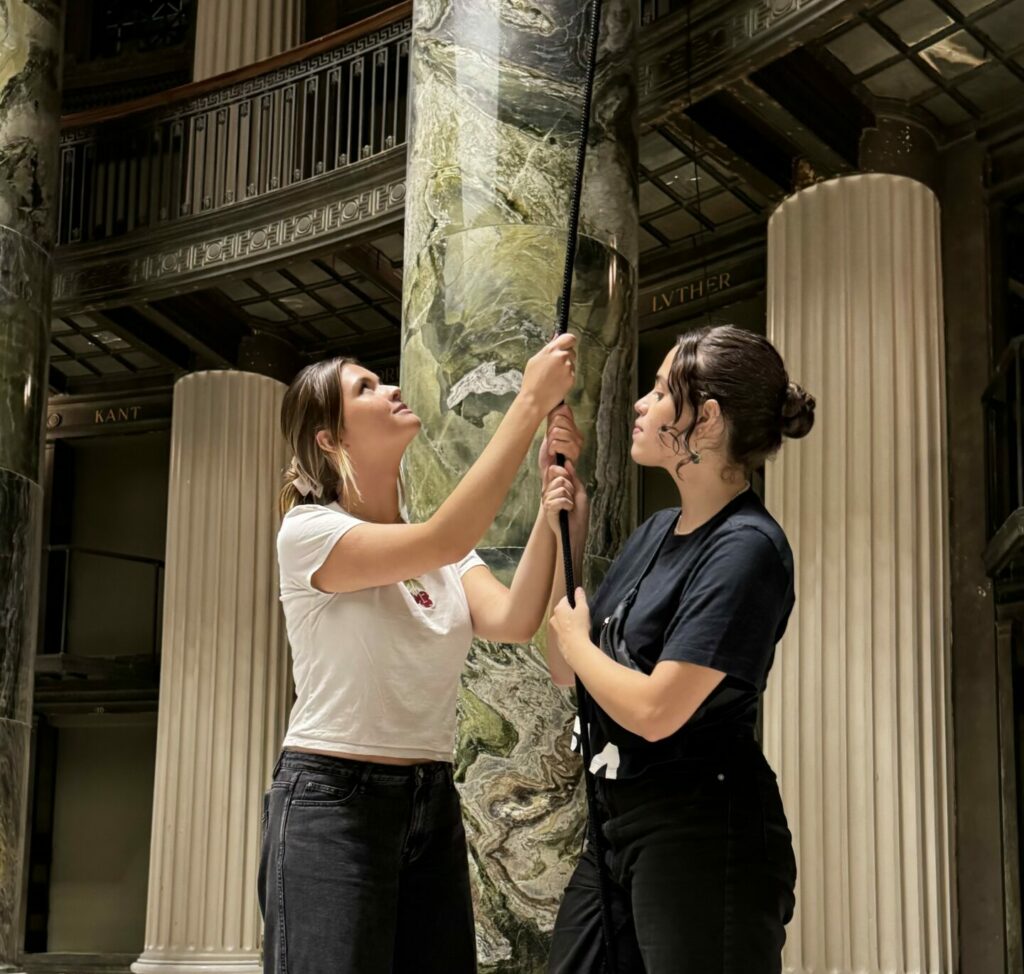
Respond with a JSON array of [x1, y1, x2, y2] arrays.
[[276, 502, 485, 761]]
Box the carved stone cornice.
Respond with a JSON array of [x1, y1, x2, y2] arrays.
[[53, 149, 406, 311]]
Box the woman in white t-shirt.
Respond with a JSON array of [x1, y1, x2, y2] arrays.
[[258, 333, 580, 974]]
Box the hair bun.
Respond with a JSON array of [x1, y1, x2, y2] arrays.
[[781, 382, 816, 439]]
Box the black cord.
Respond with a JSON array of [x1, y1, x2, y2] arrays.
[[553, 0, 616, 969]]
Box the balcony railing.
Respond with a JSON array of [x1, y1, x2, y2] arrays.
[[985, 336, 1024, 580], [57, 5, 412, 246], [53, 0, 717, 252]]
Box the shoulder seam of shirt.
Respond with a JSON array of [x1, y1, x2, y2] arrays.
[[713, 520, 789, 570]]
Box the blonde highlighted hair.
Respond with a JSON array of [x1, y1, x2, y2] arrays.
[[279, 357, 363, 516]]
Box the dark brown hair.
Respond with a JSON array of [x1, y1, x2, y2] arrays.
[[278, 356, 361, 516], [661, 325, 815, 473]]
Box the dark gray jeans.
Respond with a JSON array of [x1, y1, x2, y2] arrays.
[[548, 739, 797, 974], [258, 750, 477, 974]]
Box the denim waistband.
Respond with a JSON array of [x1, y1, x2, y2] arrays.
[[276, 749, 454, 785]]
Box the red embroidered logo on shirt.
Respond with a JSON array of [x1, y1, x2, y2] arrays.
[[403, 579, 434, 608]]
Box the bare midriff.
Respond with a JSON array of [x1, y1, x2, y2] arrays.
[[286, 746, 435, 766]]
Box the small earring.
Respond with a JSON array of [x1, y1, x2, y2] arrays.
[[690, 450, 701, 464]]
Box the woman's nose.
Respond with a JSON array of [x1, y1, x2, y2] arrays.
[[634, 398, 647, 415]]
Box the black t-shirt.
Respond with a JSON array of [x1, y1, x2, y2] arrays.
[[575, 489, 795, 779]]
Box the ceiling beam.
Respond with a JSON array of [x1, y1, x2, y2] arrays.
[[685, 91, 798, 194], [94, 307, 192, 372], [726, 77, 852, 176], [139, 297, 242, 368], [748, 48, 874, 167], [656, 116, 788, 204], [639, 221, 767, 288], [336, 243, 404, 302]]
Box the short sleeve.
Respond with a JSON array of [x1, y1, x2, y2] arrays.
[[660, 526, 791, 688], [455, 550, 486, 577], [277, 504, 363, 595]]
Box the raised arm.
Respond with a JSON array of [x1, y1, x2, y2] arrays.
[[312, 335, 577, 594], [461, 406, 584, 643]]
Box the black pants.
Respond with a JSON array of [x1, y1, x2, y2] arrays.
[[549, 740, 797, 974], [258, 750, 476, 974]]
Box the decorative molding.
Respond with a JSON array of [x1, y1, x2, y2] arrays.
[[53, 153, 406, 310]]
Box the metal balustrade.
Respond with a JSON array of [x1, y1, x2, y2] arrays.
[[58, 8, 411, 246], [53, 0, 708, 251]]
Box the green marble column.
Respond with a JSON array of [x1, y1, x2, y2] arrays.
[[0, 0, 62, 965], [401, 1, 637, 969]]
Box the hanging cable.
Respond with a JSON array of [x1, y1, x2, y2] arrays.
[[552, 0, 616, 969]]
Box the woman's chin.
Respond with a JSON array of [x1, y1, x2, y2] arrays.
[[629, 442, 659, 469]]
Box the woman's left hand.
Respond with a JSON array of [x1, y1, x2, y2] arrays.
[[539, 405, 583, 476], [549, 587, 592, 665]]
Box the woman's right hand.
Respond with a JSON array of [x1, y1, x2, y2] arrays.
[[542, 458, 589, 549], [519, 333, 578, 416]]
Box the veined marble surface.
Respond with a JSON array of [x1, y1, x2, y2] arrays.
[[0, 470, 40, 963], [0, 0, 61, 252], [402, 1, 637, 968], [0, 0, 60, 478], [0, 2, 61, 964], [0, 227, 49, 482]]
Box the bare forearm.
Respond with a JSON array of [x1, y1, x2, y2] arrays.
[[502, 507, 558, 639], [427, 394, 544, 560], [560, 633, 653, 735]]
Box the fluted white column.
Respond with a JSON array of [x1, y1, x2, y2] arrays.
[[764, 174, 954, 974], [193, 0, 304, 81], [134, 372, 291, 974]]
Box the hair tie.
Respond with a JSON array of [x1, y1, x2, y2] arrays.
[[292, 471, 321, 498]]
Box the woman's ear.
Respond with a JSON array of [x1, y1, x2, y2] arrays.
[[315, 429, 335, 453], [700, 398, 723, 429]]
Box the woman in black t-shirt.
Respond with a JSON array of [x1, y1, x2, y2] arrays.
[[543, 324, 815, 974]]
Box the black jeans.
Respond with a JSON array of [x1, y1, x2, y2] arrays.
[[549, 739, 797, 974], [258, 750, 476, 974]]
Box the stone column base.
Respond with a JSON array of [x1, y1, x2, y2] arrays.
[[132, 954, 260, 974]]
